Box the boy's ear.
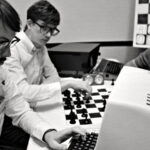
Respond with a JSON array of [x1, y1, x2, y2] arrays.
[[26, 19, 34, 29]]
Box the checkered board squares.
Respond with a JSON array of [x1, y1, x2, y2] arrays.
[[62, 81, 114, 128], [133, 0, 150, 48]]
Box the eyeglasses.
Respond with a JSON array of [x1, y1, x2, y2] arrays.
[[35, 22, 60, 36], [0, 36, 20, 50]]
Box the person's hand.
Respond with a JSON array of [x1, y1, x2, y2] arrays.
[[70, 78, 92, 95], [60, 77, 92, 95], [44, 126, 87, 150]]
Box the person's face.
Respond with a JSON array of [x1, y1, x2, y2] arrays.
[[0, 20, 15, 65], [27, 19, 59, 48], [0, 19, 16, 99]]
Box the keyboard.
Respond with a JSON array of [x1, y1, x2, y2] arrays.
[[97, 59, 123, 75], [68, 132, 98, 150]]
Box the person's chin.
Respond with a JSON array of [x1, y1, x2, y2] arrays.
[[0, 59, 6, 65], [42, 39, 49, 44], [0, 63, 4, 66], [37, 41, 46, 47]]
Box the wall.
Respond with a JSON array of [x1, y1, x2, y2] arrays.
[[8, 0, 135, 43], [7, 0, 142, 63], [99, 46, 144, 64]]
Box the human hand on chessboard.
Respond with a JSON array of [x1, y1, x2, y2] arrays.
[[60, 77, 92, 96]]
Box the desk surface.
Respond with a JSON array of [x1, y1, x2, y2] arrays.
[[27, 80, 114, 150], [27, 66, 150, 150], [27, 88, 66, 150]]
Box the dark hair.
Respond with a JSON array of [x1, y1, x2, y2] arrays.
[[27, 0, 60, 26], [0, 0, 21, 32]]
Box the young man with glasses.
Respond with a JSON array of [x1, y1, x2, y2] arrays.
[[4, 0, 92, 105], [0, 0, 87, 149]]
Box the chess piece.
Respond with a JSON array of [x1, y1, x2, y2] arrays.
[[81, 108, 87, 117], [74, 90, 80, 98], [63, 89, 71, 97], [103, 99, 107, 111], [76, 97, 82, 108], [83, 113, 89, 124], [69, 109, 77, 124], [111, 79, 115, 86], [65, 97, 72, 107], [84, 94, 91, 103]]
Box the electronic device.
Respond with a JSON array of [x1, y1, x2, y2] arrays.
[[92, 58, 124, 80], [68, 66, 150, 150], [67, 98, 150, 150], [49, 43, 100, 78], [82, 73, 104, 85], [68, 132, 98, 150]]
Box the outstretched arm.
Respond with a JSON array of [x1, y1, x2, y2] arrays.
[[60, 77, 92, 95]]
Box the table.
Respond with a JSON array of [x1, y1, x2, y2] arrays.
[[27, 66, 150, 150], [27, 89, 66, 150], [27, 80, 114, 150]]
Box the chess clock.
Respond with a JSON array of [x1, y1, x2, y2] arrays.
[[83, 73, 104, 85]]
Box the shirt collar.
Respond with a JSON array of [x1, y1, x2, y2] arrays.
[[16, 31, 36, 54]]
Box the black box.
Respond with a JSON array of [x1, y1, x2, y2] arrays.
[[48, 43, 100, 77]]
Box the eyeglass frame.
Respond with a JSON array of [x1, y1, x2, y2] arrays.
[[0, 36, 20, 50], [34, 22, 60, 36]]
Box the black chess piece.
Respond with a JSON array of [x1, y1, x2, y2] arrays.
[[64, 97, 72, 108], [74, 90, 80, 98], [69, 109, 77, 124], [83, 113, 89, 124], [99, 99, 107, 112], [82, 90, 91, 103], [111, 79, 115, 86], [84, 95, 91, 103], [63, 89, 71, 97], [81, 108, 87, 117], [76, 97, 82, 108]]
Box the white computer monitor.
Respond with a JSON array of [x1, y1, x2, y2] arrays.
[[95, 101, 150, 150], [95, 66, 150, 150]]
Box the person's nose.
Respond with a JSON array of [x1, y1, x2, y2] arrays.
[[45, 31, 51, 39], [5, 47, 11, 57]]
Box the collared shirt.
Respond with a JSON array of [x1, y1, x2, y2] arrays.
[[4, 31, 61, 104], [0, 66, 53, 141]]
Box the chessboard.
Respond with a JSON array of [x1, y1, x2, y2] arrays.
[[133, 0, 150, 48], [62, 80, 114, 129]]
